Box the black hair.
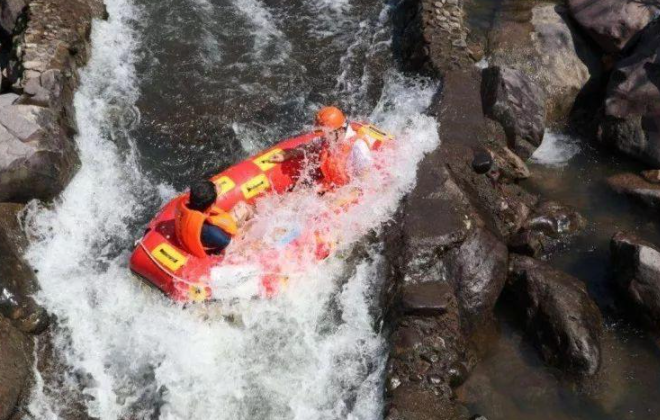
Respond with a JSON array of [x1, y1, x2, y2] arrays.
[[472, 148, 494, 175], [189, 179, 217, 211]]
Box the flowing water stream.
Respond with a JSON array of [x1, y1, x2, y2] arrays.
[[21, 0, 441, 419]]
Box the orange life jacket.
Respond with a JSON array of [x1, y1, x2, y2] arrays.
[[174, 198, 238, 258], [319, 139, 354, 188], [319, 127, 381, 188]]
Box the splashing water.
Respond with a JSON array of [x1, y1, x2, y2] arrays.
[[530, 131, 581, 167], [23, 0, 440, 419]]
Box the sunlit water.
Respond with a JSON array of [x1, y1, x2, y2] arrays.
[[22, 0, 440, 419]]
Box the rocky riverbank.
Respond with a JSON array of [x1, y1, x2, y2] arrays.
[[384, 0, 660, 419], [0, 0, 104, 418]]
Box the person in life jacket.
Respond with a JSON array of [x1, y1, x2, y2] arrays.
[[174, 179, 240, 258], [268, 106, 373, 188]]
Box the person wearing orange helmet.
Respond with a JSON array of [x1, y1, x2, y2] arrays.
[[269, 106, 373, 188]]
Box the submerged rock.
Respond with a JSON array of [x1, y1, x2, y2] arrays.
[[489, 3, 602, 125], [611, 232, 660, 331], [481, 66, 546, 157], [506, 255, 603, 377], [567, 0, 658, 54], [607, 172, 660, 210], [0, 318, 33, 420], [0, 203, 49, 334], [509, 201, 586, 258]]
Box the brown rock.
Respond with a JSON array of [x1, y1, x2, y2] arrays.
[[0, 318, 33, 420], [507, 255, 603, 377], [401, 281, 452, 316], [642, 169, 660, 184], [607, 172, 660, 210], [489, 3, 602, 125], [568, 0, 658, 54], [611, 232, 660, 331], [0, 203, 49, 334]]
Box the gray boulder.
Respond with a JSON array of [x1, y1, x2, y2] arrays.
[[481, 66, 546, 157], [0, 101, 79, 203], [568, 0, 659, 54], [605, 21, 660, 119], [0, 0, 26, 36], [607, 172, 660, 210], [489, 3, 602, 125], [507, 255, 603, 377], [611, 232, 660, 330]]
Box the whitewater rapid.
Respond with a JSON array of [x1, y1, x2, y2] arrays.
[[23, 0, 441, 419]]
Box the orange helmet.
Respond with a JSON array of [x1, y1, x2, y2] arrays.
[[315, 106, 346, 130]]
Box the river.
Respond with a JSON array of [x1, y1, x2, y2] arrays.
[[21, 0, 440, 419]]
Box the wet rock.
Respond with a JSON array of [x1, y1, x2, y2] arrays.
[[0, 317, 33, 420], [567, 0, 658, 54], [605, 21, 660, 119], [0, 203, 49, 334], [597, 115, 660, 167], [481, 66, 546, 157], [489, 146, 530, 182], [506, 255, 603, 377], [642, 169, 660, 184], [0, 104, 78, 202], [489, 4, 602, 125], [525, 201, 587, 237], [0, 0, 27, 36], [448, 228, 508, 331], [397, 0, 472, 75], [401, 281, 452, 316], [611, 232, 660, 331], [607, 172, 660, 210]]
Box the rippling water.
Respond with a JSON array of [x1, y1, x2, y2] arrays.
[[22, 0, 441, 419]]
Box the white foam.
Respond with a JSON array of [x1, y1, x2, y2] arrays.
[[23, 0, 440, 418], [530, 131, 581, 167], [231, 0, 292, 63]]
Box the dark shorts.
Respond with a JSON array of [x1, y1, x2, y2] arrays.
[[201, 223, 232, 253]]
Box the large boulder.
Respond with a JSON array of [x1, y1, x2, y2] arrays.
[[506, 255, 603, 377], [447, 228, 509, 330], [0, 0, 26, 36], [0, 203, 49, 333], [488, 3, 602, 125], [607, 172, 660, 210], [481, 66, 546, 158], [597, 21, 660, 165], [611, 232, 660, 330], [0, 318, 33, 420], [605, 21, 660, 119], [597, 115, 660, 167], [567, 0, 659, 54], [0, 101, 79, 203]]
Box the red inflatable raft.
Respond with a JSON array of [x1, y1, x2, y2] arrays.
[[129, 121, 392, 302]]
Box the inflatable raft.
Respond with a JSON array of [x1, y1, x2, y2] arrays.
[[129, 121, 392, 302]]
